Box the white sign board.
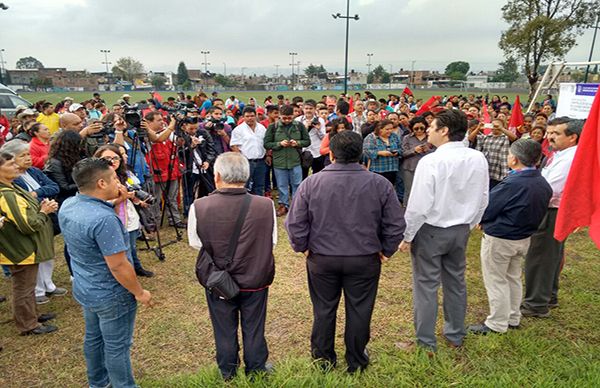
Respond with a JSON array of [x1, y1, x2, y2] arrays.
[[556, 83, 599, 119]]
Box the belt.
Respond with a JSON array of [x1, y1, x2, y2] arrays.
[[248, 158, 265, 162]]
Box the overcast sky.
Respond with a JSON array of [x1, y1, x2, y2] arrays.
[[0, 0, 597, 76]]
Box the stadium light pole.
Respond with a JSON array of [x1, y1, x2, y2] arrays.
[[100, 49, 111, 90], [332, 0, 359, 95], [289, 52, 298, 90], [201, 51, 210, 73], [0, 49, 6, 85], [366, 53, 373, 77], [584, 13, 600, 83], [223, 62, 227, 77]]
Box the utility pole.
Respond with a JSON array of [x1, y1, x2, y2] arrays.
[[332, 0, 359, 95], [289, 52, 298, 90], [223, 62, 227, 77], [100, 49, 111, 90], [0, 49, 6, 85], [389, 64, 393, 90], [410, 60, 416, 88], [201, 51, 210, 73], [585, 13, 600, 83]]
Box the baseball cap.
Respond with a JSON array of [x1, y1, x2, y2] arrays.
[[17, 109, 36, 119], [69, 103, 85, 112]]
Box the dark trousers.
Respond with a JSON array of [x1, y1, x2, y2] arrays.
[[302, 155, 326, 180], [205, 288, 269, 379], [410, 223, 470, 350], [182, 171, 198, 216], [247, 159, 267, 196], [64, 243, 73, 276], [306, 253, 381, 372], [522, 208, 564, 313], [377, 171, 397, 186], [8, 264, 39, 333]]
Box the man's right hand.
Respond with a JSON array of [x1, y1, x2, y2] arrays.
[[83, 122, 103, 137], [113, 116, 127, 132], [40, 199, 58, 214], [280, 140, 290, 147], [135, 289, 153, 307]]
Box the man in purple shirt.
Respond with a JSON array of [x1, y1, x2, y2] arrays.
[[285, 131, 405, 373]]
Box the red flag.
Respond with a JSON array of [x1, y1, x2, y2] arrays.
[[415, 96, 440, 116], [482, 100, 492, 135], [403, 86, 414, 96], [508, 95, 524, 136], [554, 86, 600, 248], [151, 91, 163, 103]]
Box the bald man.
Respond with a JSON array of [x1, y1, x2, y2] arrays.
[[59, 113, 102, 138]]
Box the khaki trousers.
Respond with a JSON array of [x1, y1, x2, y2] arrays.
[[8, 264, 40, 333], [480, 234, 530, 333]]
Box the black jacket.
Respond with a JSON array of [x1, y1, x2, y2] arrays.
[[44, 158, 78, 205], [481, 169, 552, 240], [179, 128, 217, 174]]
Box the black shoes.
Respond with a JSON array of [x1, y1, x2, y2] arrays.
[[21, 324, 58, 336], [520, 307, 550, 318], [38, 313, 56, 323], [135, 267, 155, 278]]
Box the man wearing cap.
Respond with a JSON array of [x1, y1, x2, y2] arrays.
[[121, 94, 132, 106], [36, 102, 60, 135], [468, 139, 552, 335], [69, 103, 88, 126], [14, 109, 37, 142]]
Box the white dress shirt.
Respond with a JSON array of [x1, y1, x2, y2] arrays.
[[187, 199, 278, 250], [295, 115, 326, 158], [542, 145, 577, 208], [404, 141, 490, 242], [229, 122, 267, 159]]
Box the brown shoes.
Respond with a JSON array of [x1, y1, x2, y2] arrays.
[[276, 205, 288, 217]]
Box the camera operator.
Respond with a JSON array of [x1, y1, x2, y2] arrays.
[[295, 99, 326, 179], [58, 112, 106, 157], [178, 117, 216, 215], [199, 107, 232, 156]]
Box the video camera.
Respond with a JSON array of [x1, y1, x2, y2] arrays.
[[126, 183, 156, 205]]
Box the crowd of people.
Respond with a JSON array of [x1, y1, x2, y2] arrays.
[[0, 87, 584, 386]]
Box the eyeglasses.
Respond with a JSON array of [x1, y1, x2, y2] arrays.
[[413, 126, 426, 131], [103, 156, 120, 163]]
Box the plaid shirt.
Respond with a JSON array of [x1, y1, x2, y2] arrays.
[[476, 133, 510, 181], [363, 132, 401, 173]]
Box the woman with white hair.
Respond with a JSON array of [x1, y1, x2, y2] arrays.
[[1, 140, 67, 305]]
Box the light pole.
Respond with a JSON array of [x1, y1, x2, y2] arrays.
[[389, 64, 393, 90], [201, 51, 210, 73], [366, 53, 373, 76], [585, 13, 600, 83], [410, 60, 416, 88], [332, 0, 359, 95], [100, 49, 111, 90], [0, 49, 6, 85], [289, 52, 298, 90], [223, 62, 227, 77], [275, 64, 280, 78], [241, 67, 247, 89]]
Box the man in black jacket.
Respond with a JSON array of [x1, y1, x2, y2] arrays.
[[469, 139, 552, 335], [188, 152, 276, 380]]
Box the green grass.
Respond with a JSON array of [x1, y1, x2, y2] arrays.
[[0, 218, 598, 387], [19, 89, 530, 107]]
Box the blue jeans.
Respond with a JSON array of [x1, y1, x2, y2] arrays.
[[274, 165, 302, 208], [129, 230, 142, 270], [82, 293, 138, 388], [247, 159, 267, 196]]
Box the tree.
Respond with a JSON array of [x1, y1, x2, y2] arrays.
[[177, 61, 189, 86], [445, 61, 470, 79], [490, 56, 521, 83], [499, 0, 599, 100], [31, 77, 53, 89], [367, 65, 390, 84], [16, 56, 44, 69], [214, 74, 237, 87], [111, 57, 145, 82], [304, 64, 328, 79], [150, 74, 167, 89]]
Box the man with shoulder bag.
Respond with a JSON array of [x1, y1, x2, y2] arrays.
[[189, 152, 277, 380]]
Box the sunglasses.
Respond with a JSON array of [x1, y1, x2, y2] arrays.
[[413, 126, 426, 131]]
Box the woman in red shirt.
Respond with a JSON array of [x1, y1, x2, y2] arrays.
[[27, 123, 51, 169]]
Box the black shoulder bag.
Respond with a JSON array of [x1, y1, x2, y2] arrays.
[[283, 122, 313, 169], [197, 194, 252, 300]]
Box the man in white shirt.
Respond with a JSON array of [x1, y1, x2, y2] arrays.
[[349, 100, 367, 135], [521, 117, 582, 318], [230, 106, 268, 195], [398, 109, 489, 351], [295, 99, 326, 179]]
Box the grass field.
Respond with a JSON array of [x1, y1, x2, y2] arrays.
[[19, 89, 531, 108], [0, 218, 599, 387]]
